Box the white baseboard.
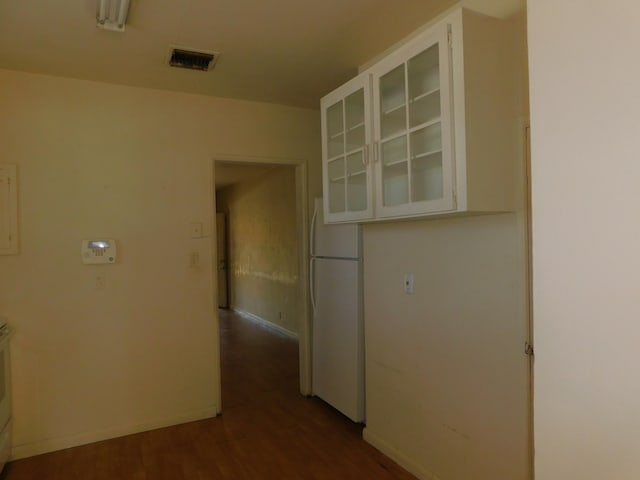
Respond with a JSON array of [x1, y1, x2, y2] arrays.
[[11, 405, 219, 461], [363, 427, 440, 480], [234, 309, 298, 340]]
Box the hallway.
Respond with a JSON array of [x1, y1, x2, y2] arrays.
[[2, 309, 415, 479]]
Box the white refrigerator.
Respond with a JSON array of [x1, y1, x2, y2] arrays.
[[310, 198, 364, 422]]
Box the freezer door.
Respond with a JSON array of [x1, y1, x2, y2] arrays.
[[312, 198, 360, 259], [312, 257, 364, 422]]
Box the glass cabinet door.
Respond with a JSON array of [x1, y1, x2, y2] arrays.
[[321, 75, 373, 223], [373, 25, 454, 217]]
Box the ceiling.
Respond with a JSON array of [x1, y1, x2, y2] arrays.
[[0, 1, 523, 109], [0, 0, 385, 109]]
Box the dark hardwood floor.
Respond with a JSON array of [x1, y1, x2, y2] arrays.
[[2, 309, 416, 479]]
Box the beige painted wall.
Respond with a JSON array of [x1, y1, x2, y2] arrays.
[[529, 1, 640, 479], [0, 69, 320, 459], [361, 11, 530, 480], [216, 166, 299, 334]]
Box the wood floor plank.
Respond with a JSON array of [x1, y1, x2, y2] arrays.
[[2, 309, 416, 479]]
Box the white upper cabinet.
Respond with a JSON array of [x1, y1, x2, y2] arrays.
[[320, 8, 515, 223], [321, 75, 374, 223]]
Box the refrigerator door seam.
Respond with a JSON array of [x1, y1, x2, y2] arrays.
[[309, 257, 317, 314], [310, 203, 319, 257]]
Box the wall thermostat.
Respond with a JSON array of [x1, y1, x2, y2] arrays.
[[81, 239, 117, 264]]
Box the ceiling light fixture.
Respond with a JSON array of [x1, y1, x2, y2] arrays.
[[96, 0, 130, 32]]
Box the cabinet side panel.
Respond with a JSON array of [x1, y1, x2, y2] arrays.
[[461, 10, 516, 212]]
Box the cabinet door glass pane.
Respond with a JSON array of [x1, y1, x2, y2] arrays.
[[382, 135, 408, 165], [380, 65, 407, 139], [412, 152, 443, 202], [408, 44, 441, 128], [346, 124, 365, 153], [345, 90, 365, 152], [346, 151, 367, 212], [410, 123, 443, 202], [328, 158, 345, 213], [409, 92, 440, 127], [411, 122, 442, 156], [383, 164, 409, 207], [327, 101, 344, 159], [381, 136, 408, 207]]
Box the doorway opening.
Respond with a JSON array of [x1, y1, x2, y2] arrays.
[[216, 211, 229, 309], [210, 155, 311, 412]]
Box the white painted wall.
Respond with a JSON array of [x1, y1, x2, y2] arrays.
[[361, 10, 530, 480], [363, 213, 530, 480], [528, 2, 640, 479], [0, 69, 320, 459]]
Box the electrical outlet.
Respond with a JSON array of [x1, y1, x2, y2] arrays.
[[404, 273, 414, 294], [96, 272, 106, 289]]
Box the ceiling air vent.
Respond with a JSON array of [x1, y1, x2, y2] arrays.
[[168, 48, 219, 72]]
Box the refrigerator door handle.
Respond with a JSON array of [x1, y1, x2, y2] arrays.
[[309, 257, 317, 314], [310, 203, 318, 257]]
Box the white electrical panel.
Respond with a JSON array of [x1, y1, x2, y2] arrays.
[[81, 239, 117, 264]]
